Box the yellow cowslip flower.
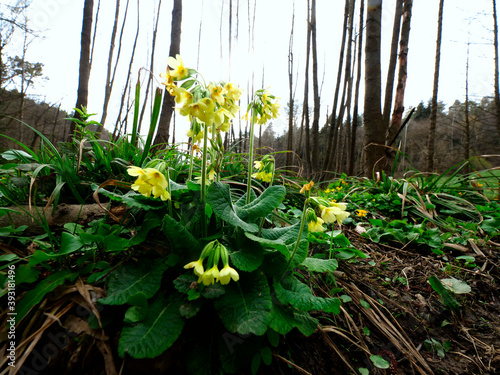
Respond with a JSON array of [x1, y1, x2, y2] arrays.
[[356, 209, 368, 217], [128, 166, 170, 200], [195, 98, 216, 124], [214, 107, 233, 132], [167, 54, 188, 79], [254, 160, 264, 170], [160, 71, 175, 94], [320, 202, 350, 225], [199, 265, 220, 286], [324, 189, 331, 193], [218, 265, 239, 285], [208, 84, 225, 106], [308, 217, 326, 233], [171, 86, 192, 105], [223, 82, 242, 101], [336, 186, 342, 191], [252, 171, 272, 183], [187, 129, 204, 144], [300, 181, 314, 194], [184, 259, 204, 276]]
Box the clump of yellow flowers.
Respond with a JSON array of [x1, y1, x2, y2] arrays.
[[244, 89, 280, 125], [184, 240, 239, 286], [252, 155, 275, 183], [300, 181, 351, 233], [160, 54, 242, 141], [127, 166, 170, 201]]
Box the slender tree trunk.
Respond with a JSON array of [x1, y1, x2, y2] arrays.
[[382, 0, 403, 129], [363, 0, 384, 177], [426, 0, 444, 172], [73, 0, 94, 138], [493, 0, 500, 140], [348, 0, 364, 175], [154, 0, 182, 145], [310, 0, 320, 173], [113, 0, 139, 139], [286, 3, 295, 168], [388, 0, 413, 143], [99, 0, 124, 131], [303, 0, 312, 176], [329, 0, 355, 174], [464, 40, 471, 173], [322, 0, 350, 171]]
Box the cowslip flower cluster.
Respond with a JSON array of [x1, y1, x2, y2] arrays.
[[245, 89, 280, 125], [252, 155, 274, 183], [127, 166, 170, 201], [160, 55, 242, 140], [306, 208, 326, 233], [184, 240, 239, 286]]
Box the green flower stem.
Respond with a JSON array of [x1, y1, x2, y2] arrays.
[[279, 198, 309, 282], [166, 168, 173, 217], [188, 120, 196, 181], [246, 111, 256, 204], [201, 123, 210, 236]]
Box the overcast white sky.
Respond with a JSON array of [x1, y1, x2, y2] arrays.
[[4, 0, 498, 139]]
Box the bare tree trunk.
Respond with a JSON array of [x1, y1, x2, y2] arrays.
[[310, 0, 320, 173], [382, 0, 403, 129], [426, 0, 444, 172], [493, 0, 500, 140], [322, 0, 350, 171], [286, 2, 295, 168], [388, 0, 413, 143], [113, 0, 140, 139], [154, 0, 182, 146], [363, 0, 384, 177], [464, 39, 471, 173], [348, 0, 364, 175], [138, 0, 162, 135], [99, 0, 126, 131], [73, 0, 94, 138], [329, 0, 355, 174], [303, 0, 312, 176]]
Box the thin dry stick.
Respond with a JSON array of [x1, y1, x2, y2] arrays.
[[273, 353, 312, 375]]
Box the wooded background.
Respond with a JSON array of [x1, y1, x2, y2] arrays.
[[1, 0, 499, 177]]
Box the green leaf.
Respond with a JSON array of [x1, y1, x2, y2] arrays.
[[268, 302, 318, 336], [60, 232, 84, 254], [0, 254, 18, 262], [162, 214, 203, 256], [98, 259, 168, 305], [14, 264, 40, 284], [118, 294, 185, 358], [360, 299, 371, 309], [214, 271, 272, 336], [261, 346, 272, 366], [370, 355, 390, 369], [236, 186, 286, 221], [228, 237, 264, 272], [301, 258, 338, 273], [206, 182, 259, 233], [428, 275, 460, 312], [16, 270, 78, 321], [440, 278, 471, 294], [358, 367, 369, 375], [274, 276, 341, 314]]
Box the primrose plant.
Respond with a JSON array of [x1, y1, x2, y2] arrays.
[[96, 56, 352, 374]]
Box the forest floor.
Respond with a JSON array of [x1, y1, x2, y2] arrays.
[[2, 206, 499, 375], [263, 227, 500, 375]]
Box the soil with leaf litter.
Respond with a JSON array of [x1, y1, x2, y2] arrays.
[[2, 214, 499, 375]]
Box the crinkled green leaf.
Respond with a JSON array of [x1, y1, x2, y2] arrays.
[[235, 186, 286, 221], [228, 237, 264, 272], [118, 294, 185, 358], [98, 259, 168, 305], [301, 257, 338, 273], [162, 214, 203, 256], [214, 271, 272, 336], [206, 182, 259, 233], [440, 278, 471, 294], [370, 355, 390, 369], [269, 302, 318, 336], [274, 276, 340, 314]]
